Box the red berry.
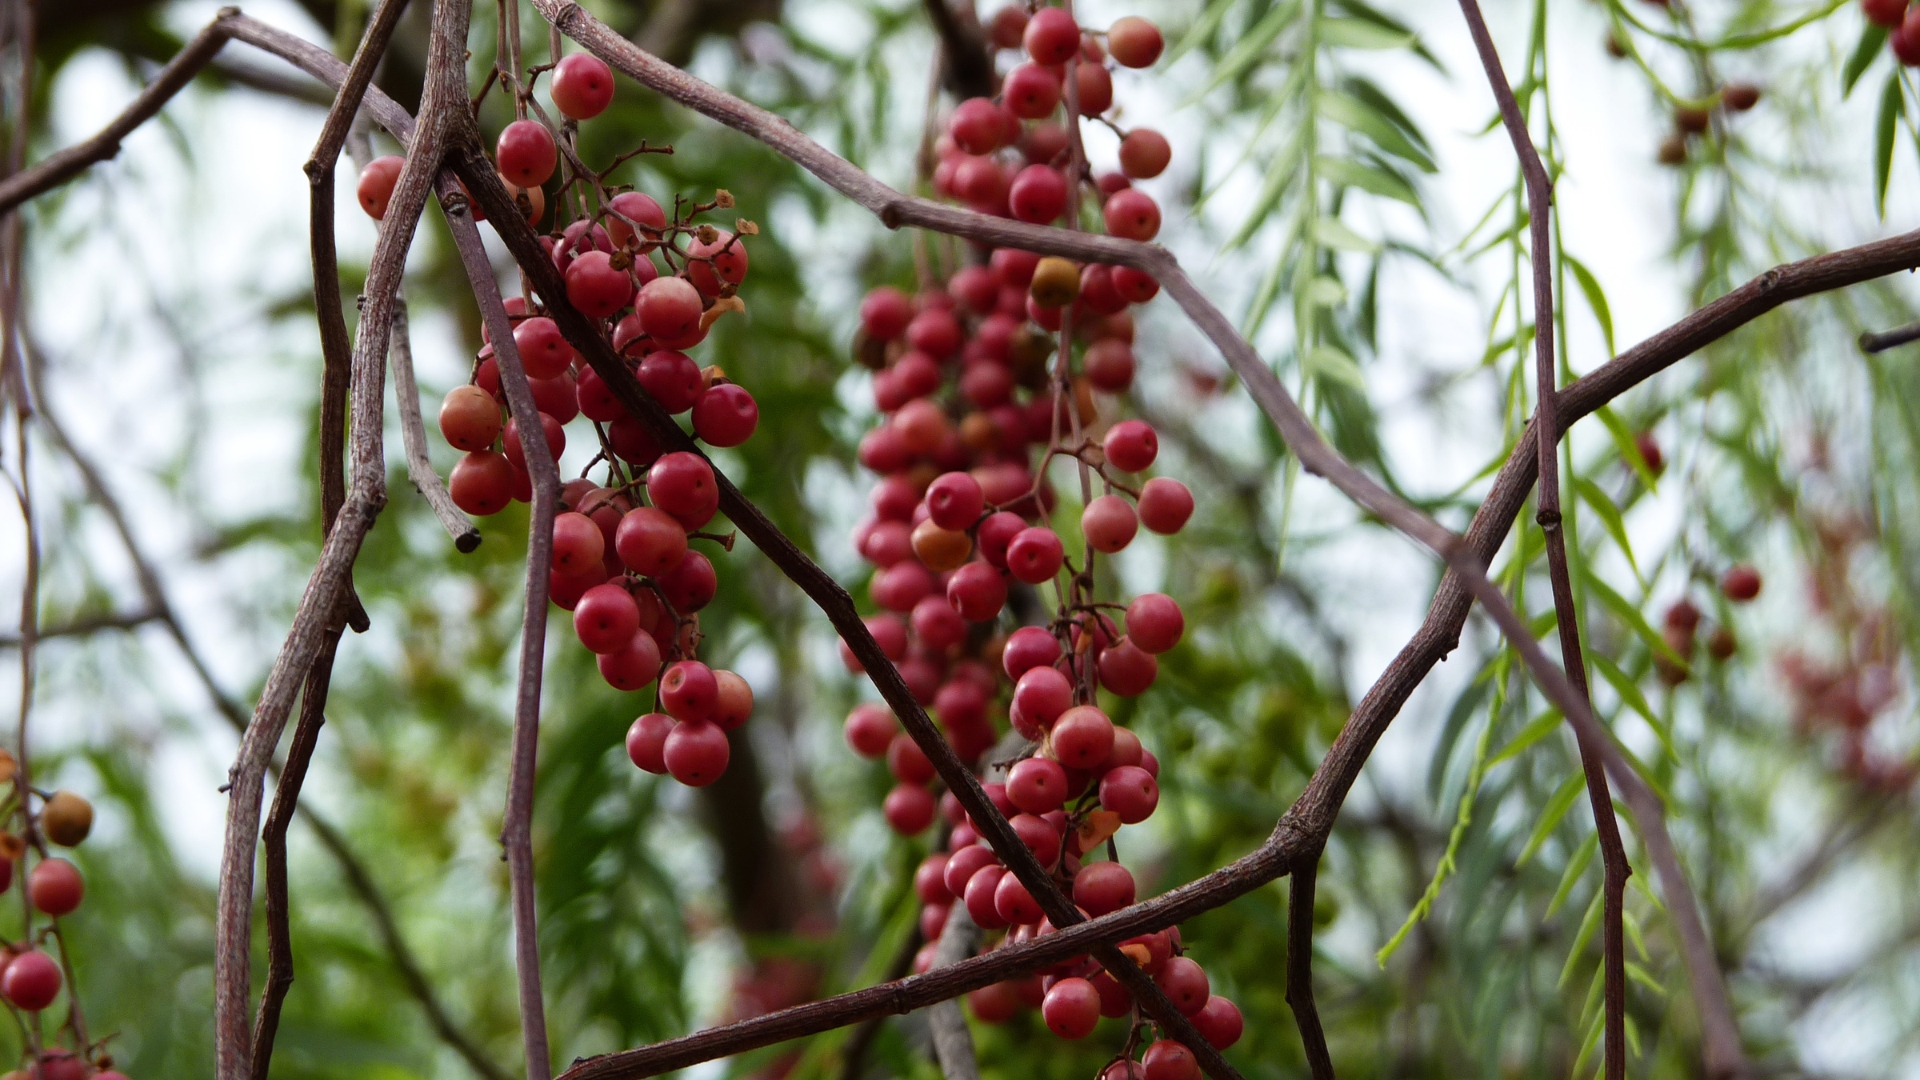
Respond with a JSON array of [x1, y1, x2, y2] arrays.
[[1119, 128, 1172, 180], [496, 119, 558, 188], [1138, 477, 1194, 534], [553, 220, 613, 273], [1012, 811, 1062, 865], [647, 452, 719, 529], [450, 451, 515, 515], [661, 659, 720, 721], [1108, 16, 1165, 67], [871, 560, 937, 613], [1007, 526, 1065, 583], [1099, 765, 1159, 824], [909, 594, 965, 652], [1078, 264, 1128, 317], [888, 733, 937, 784], [566, 250, 635, 318], [1866, 0, 1909, 26], [551, 52, 615, 119], [1099, 637, 1159, 696], [1003, 626, 1062, 679], [1052, 705, 1115, 769], [923, 472, 983, 530], [692, 383, 759, 447], [527, 372, 580, 423], [1722, 564, 1762, 601], [664, 718, 730, 785], [503, 412, 565, 471], [1083, 340, 1135, 394], [1009, 164, 1069, 224], [977, 511, 1028, 568], [440, 385, 503, 452], [845, 703, 898, 757], [687, 231, 749, 297], [990, 5, 1030, 48], [615, 506, 688, 576], [637, 276, 704, 344], [1112, 265, 1160, 303], [551, 511, 606, 575], [944, 844, 1000, 897], [950, 97, 1006, 154], [1024, 7, 1081, 64], [994, 870, 1045, 925], [1083, 494, 1139, 553], [909, 309, 965, 360], [600, 632, 663, 691], [1127, 593, 1184, 653], [1103, 420, 1158, 473], [1104, 189, 1162, 241], [861, 286, 913, 340], [885, 783, 938, 835], [1192, 995, 1244, 1050], [1073, 860, 1136, 915], [1155, 956, 1210, 1015], [511, 316, 575, 380], [28, 859, 81, 916], [356, 155, 405, 219], [1, 951, 59, 1011], [946, 562, 1008, 621], [1896, 17, 1920, 63], [1042, 976, 1101, 1038], [1008, 756, 1069, 813], [964, 864, 1011, 928], [655, 549, 717, 612], [626, 712, 674, 772], [1075, 62, 1114, 115], [711, 669, 753, 731], [632, 350, 701, 414], [915, 854, 955, 905], [1142, 1040, 1200, 1080], [1001, 66, 1065, 129], [574, 583, 641, 653], [992, 247, 1042, 288], [1014, 665, 1073, 726]]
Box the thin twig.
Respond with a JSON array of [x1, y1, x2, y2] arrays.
[[248, 626, 341, 1080], [1858, 321, 1920, 352], [0, 9, 240, 214], [925, 904, 981, 1080], [211, 0, 477, 1068], [22, 322, 507, 1080], [388, 284, 483, 550], [0, 607, 162, 647], [438, 168, 559, 1080], [1286, 853, 1333, 1080], [1451, 5, 1632, 1079]]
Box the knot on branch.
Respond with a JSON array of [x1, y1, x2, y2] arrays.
[[1537, 509, 1562, 531]]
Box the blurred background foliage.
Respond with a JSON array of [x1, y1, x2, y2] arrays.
[[8, 0, 1920, 1077]]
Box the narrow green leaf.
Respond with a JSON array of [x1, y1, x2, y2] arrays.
[[1379, 696, 1500, 967], [1305, 344, 1368, 390], [1191, 1, 1301, 100], [1585, 571, 1685, 666], [1559, 890, 1604, 988], [1312, 216, 1379, 252], [1627, 961, 1668, 997], [1574, 476, 1642, 585], [1315, 154, 1420, 206], [1590, 652, 1675, 762], [1319, 91, 1437, 172], [1564, 255, 1616, 357], [1546, 833, 1598, 917], [1170, 0, 1239, 63], [1304, 274, 1348, 309], [1317, 17, 1414, 49], [1845, 23, 1888, 97], [1876, 71, 1903, 218], [1490, 706, 1562, 766], [1595, 405, 1659, 492], [1518, 772, 1586, 866]]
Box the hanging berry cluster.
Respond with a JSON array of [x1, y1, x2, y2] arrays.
[[840, 5, 1236, 1076], [0, 763, 119, 1079], [357, 52, 760, 789]]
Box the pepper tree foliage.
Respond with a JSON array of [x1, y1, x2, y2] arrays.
[[11, 0, 1920, 1076]]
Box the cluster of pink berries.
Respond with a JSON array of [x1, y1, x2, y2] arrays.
[[840, 5, 1230, 1074], [0, 781, 121, 1078], [934, 8, 1169, 242], [358, 53, 760, 788]]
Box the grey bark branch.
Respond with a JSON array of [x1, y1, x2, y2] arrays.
[[926, 905, 981, 1080]]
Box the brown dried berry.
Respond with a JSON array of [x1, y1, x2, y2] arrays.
[[1675, 106, 1711, 135], [40, 792, 92, 848], [1723, 83, 1761, 112], [1657, 133, 1688, 167]]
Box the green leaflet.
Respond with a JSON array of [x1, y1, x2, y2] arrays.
[[1585, 569, 1685, 666], [1319, 90, 1438, 173], [1845, 23, 1889, 97], [1312, 216, 1378, 252], [1877, 71, 1903, 218], [1517, 772, 1587, 867], [1574, 476, 1642, 586], [1564, 254, 1616, 358], [1316, 17, 1413, 50], [1595, 404, 1660, 493], [1315, 154, 1421, 207]]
